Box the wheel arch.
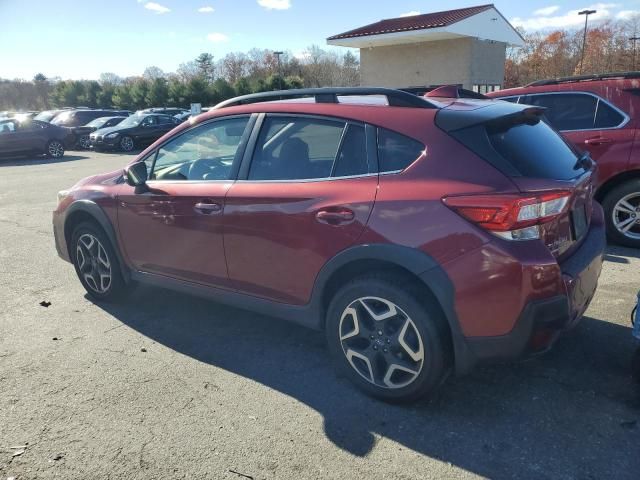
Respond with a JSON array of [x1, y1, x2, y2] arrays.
[[312, 244, 476, 375], [63, 200, 130, 281], [595, 169, 640, 202]]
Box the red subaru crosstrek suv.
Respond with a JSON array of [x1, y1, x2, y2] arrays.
[[53, 88, 605, 402], [488, 72, 640, 248]]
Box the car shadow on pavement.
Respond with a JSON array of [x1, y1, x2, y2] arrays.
[[92, 285, 640, 479], [0, 154, 90, 167], [605, 245, 640, 263]]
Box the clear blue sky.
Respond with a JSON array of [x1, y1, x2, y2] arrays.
[[1, 1, 638, 80]]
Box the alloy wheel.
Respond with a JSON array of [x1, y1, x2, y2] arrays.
[[79, 135, 91, 149], [339, 296, 424, 389], [76, 233, 112, 294], [120, 136, 134, 152], [612, 193, 640, 240], [48, 141, 64, 158]]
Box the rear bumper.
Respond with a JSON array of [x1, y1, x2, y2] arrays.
[[461, 204, 606, 365]]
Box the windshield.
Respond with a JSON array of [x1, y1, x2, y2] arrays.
[[51, 111, 72, 125], [117, 115, 142, 128], [34, 110, 58, 122], [86, 117, 110, 128]]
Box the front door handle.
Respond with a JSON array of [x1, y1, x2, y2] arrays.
[[316, 208, 355, 225], [584, 137, 613, 146], [194, 202, 222, 215]]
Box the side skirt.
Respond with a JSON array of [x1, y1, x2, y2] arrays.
[[130, 270, 323, 331]]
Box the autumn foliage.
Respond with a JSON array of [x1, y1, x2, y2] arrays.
[[505, 17, 640, 87]]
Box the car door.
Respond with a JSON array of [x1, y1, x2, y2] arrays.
[[223, 114, 378, 305], [156, 115, 179, 137], [0, 120, 18, 154], [117, 115, 254, 288], [522, 92, 635, 186], [136, 115, 160, 144]]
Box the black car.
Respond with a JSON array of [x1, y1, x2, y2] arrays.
[[33, 109, 69, 123], [0, 118, 70, 158], [89, 113, 180, 152], [72, 116, 127, 149], [138, 107, 189, 116], [51, 109, 131, 128]]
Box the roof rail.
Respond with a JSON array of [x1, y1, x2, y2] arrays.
[[213, 87, 439, 109], [527, 71, 640, 87]]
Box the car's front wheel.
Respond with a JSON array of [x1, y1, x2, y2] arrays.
[[46, 140, 65, 158], [325, 275, 450, 403], [602, 179, 640, 248], [119, 135, 135, 152], [71, 222, 126, 302]]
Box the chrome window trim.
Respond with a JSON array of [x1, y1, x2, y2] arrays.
[[520, 91, 630, 132]]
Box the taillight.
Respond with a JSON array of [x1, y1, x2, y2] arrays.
[[443, 191, 571, 241]]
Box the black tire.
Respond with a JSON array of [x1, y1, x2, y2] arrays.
[[325, 275, 450, 403], [71, 221, 127, 302], [602, 179, 640, 248], [119, 135, 135, 152], [46, 140, 65, 158]]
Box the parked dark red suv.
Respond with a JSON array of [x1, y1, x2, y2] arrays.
[[53, 88, 605, 402], [488, 72, 640, 248]]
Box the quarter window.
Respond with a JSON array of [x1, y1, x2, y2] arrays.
[[594, 101, 625, 128], [377, 128, 424, 173], [149, 117, 250, 181], [248, 116, 368, 181]]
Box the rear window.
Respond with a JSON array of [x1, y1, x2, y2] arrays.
[[487, 120, 583, 180]]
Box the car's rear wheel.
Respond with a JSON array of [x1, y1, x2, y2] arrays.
[[46, 140, 65, 158], [78, 135, 91, 149], [602, 179, 640, 248], [325, 275, 450, 403], [71, 222, 126, 302], [119, 135, 134, 152]]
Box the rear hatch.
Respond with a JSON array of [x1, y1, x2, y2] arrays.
[[436, 99, 595, 259]]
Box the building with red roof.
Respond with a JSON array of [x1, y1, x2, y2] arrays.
[[327, 4, 523, 92]]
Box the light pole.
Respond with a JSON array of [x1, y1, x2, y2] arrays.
[[273, 51, 284, 90], [631, 36, 640, 70], [579, 9, 597, 74]]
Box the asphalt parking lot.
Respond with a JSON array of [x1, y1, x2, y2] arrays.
[[1, 150, 639, 480]]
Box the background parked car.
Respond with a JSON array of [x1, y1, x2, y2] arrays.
[[0, 118, 69, 158], [137, 107, 188, 116], [488, 72, 640, 247], [33, 109, 69, 123], [72, 116, 127, 149], [90, 113, 180, 152], [50, 109, 131, 128]]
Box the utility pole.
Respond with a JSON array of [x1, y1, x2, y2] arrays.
[[579, 9, 597, 74], [631, 36, 640, 70], [273, 51, 284, 90]]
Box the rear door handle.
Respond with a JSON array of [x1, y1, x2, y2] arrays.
[[194, 202, 222, 215], [584, 137, 613, 146], [316, 208, 355, 225]]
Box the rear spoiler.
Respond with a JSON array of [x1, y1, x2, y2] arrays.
[[435, 102, 546, 132]]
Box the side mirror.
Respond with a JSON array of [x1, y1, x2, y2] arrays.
[[124, 161, 148, 187]]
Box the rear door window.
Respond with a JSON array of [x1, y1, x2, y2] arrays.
[[523, 93, 597, 131], [248, 116, 345, 180]]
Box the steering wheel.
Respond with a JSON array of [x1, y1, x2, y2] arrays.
[[188, 157, 226, 180]]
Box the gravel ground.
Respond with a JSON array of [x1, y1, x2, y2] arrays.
[[1, 150, 639, 480]]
